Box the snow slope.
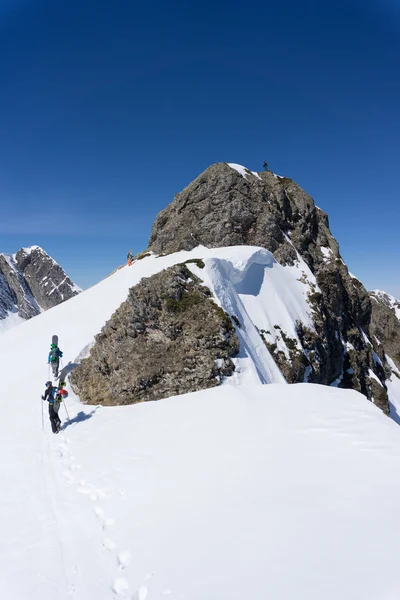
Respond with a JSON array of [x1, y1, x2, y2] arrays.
[[1, 247, 400, 599]]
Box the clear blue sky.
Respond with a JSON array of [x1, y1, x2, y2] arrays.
[[0, 0, 399, 295]]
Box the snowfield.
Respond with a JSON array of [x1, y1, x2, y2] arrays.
[[1, 247, 400, 599]]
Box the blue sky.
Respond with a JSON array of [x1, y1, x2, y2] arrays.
[[0, 0, 399, 295]]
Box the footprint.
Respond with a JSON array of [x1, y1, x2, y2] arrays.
[[112, 577, 130, 595], [118, 550, 131, 569], [136, 586, 148, 600], [69, 464, 81, 472], [63, 471, 75, 485], [104, 517, 115, 529], [94, 506, 105, 521], [102, 537, 116, 550]]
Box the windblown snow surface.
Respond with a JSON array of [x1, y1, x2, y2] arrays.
[[1, 246, 400, 599]]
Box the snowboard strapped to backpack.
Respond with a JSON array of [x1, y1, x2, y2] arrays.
[[49, 344, 58, 363]]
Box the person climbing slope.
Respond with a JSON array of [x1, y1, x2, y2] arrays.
[[127, 249, 133, 266], [41, 381, 62, 434], [48, 342, 63, 378]]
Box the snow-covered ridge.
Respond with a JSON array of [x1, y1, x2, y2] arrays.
[[0, 244, 317, 388], [1, 244, 400, 598], [21, 244, 42, 254], [226, 162, 262, 180]]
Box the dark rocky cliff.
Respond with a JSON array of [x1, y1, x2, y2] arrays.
[[147, 163, 390, 412], [0, 246, 80, 326], [369, 291, 400, 370], [69, 163, 396, 413]]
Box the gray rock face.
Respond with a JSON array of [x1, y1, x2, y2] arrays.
[[148, 163, 390, 413], [0, 246, 80, 327], [69, 264, 239, 405], [369, 291, 400, 370]]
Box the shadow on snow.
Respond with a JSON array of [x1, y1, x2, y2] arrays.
[[61, 408, 97, 431]]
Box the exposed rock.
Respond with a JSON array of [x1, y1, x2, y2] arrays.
[[369, 290, 400, 369], [148, 163, 390, 412], [69, 264, 239, 405], [0, 246, 80, 327]]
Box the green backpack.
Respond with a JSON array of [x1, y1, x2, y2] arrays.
[[50, 345, 58, 362]]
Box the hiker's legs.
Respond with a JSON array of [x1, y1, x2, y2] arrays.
[[51, 360, 59, 378], [53, 401, 62, 428], [48, 405, 59, 433]]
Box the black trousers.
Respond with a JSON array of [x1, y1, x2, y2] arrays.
[[51, 360, 60, 377], [49, 404, 61, 433]]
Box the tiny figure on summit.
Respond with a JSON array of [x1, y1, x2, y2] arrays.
[[127, 249, 133, 266], [41, 381, 62, 434], [263, 160, 269, 171], [48, 342, 63, 378]]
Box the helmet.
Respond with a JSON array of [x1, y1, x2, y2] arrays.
[[59, 389, 68, 398], [45, 381, 52, 387]]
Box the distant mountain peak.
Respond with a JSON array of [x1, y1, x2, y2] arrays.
[[0, 246, 80, 332]]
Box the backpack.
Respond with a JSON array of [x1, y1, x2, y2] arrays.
[[49, 347, 58, 362], [48, 388, 57, 403]]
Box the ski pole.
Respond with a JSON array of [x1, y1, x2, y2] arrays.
[[41, 396, 44, 431], [63, 401, 71, 422]]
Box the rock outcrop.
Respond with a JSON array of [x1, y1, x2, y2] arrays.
[[147, 163, 391, 413], [0, 246, 80, 327], [370, 290, 400, 370], [70, 263, 239, 405]]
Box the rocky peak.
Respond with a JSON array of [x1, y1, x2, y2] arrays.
[[147, 162, 391, 412], [0, 246, 80, 329], [369, 290, 400, 370]]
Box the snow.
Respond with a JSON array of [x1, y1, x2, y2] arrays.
[[368, 367, 383, 387], [385, 354, 400, 424], [0, 309, 25, 332], [373, 350, 383, 366], [188, 247, 316, 383], [21, 244, 42, 254], [372, 290, 400, 321], [226, 162, 262, 180], [1, 246, 400, 598], [361, 328, 372, 346], [320, 246, 333, 261], [349, 271, 361, 282]]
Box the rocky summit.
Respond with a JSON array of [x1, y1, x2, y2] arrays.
[[0, 246, 80, 328], [148, 162, 394, 411], [70, 162, 399, 412]]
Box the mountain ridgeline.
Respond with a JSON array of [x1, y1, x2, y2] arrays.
[[0, 246, 80, 327], [71, 163, 400, 413]]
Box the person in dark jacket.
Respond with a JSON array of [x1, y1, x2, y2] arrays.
[[42, 381, 62, 433]]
